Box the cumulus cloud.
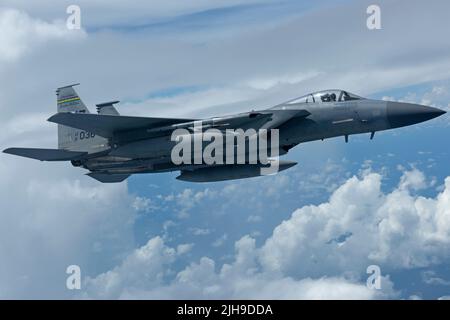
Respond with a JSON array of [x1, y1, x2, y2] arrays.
[[398, 168, 427, 191], [132, 196, 159, 213], [84, 235, 393, 299], [82, 237, 177, 299], [82, 168, 450, 299], [259, 169, 450, 278]]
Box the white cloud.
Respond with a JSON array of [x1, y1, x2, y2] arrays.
[[84, 234, 394, 299], [132, 196, 158, 213], [190, 227, 211, 236], [259, 169, 450, 278], [3, 1, 450, 122], [0, 8, 84, 62], [84, 166, 450, 299], [177, 243, 194, 255], [432, 86, 446, 96], [4, 159, 443, 299], [82, 237, 176, 299], [245, 71, 323, 91], [1, 0, 273, 29], [422, 270, 450, 286], [0, 156, 136, 298], [398, 167, 427, 191]]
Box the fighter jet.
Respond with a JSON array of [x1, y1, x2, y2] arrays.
[[3, 84, 446, 183]]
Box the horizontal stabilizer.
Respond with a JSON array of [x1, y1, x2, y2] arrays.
[[87, 172, 130, 183], [48, 113, 196, 138], [3, 148, 87, 161]]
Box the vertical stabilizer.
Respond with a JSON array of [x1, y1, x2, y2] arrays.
[[56, 84, 108, 152]]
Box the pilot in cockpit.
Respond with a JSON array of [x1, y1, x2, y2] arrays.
[[320, 93, 336, 102]]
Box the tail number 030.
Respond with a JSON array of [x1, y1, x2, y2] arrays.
[[79, 131, 95, 140]]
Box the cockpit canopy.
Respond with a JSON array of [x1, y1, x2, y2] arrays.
[[286, 90, 364, 105]]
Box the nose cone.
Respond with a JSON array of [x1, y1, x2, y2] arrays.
[[387, 102, 446, 128]]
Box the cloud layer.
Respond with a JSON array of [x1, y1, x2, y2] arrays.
[[82, 169, 449, 299]]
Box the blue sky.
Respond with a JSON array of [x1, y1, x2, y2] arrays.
[[1, 0, 450, 299]]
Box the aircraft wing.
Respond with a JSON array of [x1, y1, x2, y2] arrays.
[[202, 109, 311, 131], [48, 109, 310, 141], [3, 148, 87, 161], [48, 113, 197, 138]]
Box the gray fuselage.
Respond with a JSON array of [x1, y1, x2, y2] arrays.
[[79, 95, 444, 176]]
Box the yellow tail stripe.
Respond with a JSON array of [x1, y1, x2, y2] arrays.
[[58, 97, 81, 104]]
